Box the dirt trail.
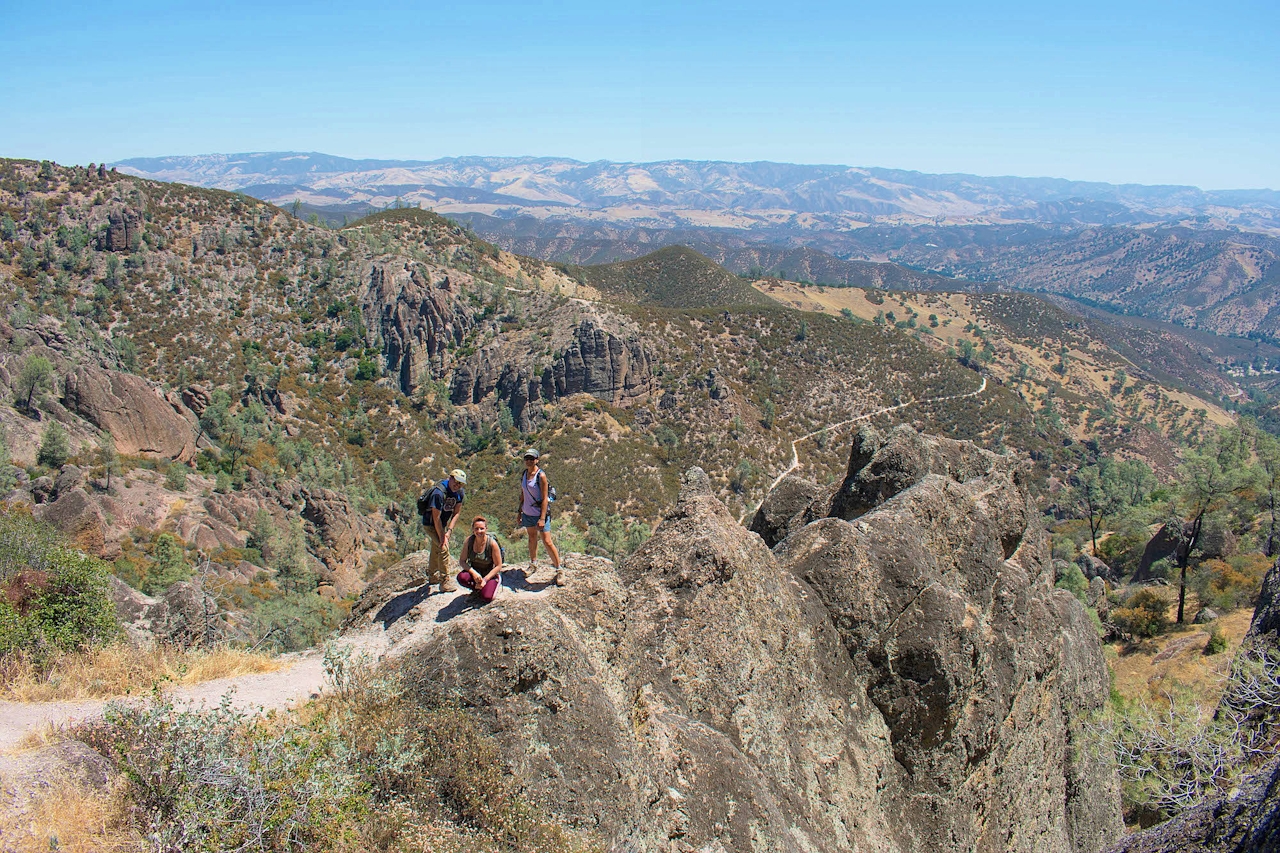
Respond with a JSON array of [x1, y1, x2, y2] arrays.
[[742, 375, 988, 522], [0, 563, 555, 753]]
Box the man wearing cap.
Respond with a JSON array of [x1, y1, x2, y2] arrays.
[[418, 469, 467, 593]]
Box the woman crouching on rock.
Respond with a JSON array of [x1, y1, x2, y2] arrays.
[[458, 516, 502, 602]]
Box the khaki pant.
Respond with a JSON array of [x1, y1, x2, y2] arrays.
[[426, 528, 453, 588]]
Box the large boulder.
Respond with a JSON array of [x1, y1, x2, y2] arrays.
[[1133, 523, 1187, 581], [1078, 551, 1115, 581], [160, 581, 219, 648], [35, 487, 106, 556], [108, 575, 168, 647], [298, 486, 368, 596], [63, 366, 198, 462], [776, 431, 1118, 852], [747, 471, 824, 548], [351, 432, 1122, 853]]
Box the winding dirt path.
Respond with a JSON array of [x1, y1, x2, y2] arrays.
[[0, 564, 557, 752], [742, 375, 988, 521]]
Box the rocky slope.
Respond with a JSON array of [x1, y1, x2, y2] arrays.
[[348, 429, 1122, 852]]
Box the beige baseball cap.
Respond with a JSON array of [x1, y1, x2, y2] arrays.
[[449, 468, 468, 484]]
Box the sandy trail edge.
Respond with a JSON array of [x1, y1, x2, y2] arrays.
[[0, 562, 557, 753]]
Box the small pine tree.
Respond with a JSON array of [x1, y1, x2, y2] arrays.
[[17, 354, 54, 412], [97, 433, 119, 492], [37, 420, 70, 469]]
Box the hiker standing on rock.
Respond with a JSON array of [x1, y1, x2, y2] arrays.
[[457, 516, 503, 602], [418, 469, 467, 593], [516, 449, 563, 585]]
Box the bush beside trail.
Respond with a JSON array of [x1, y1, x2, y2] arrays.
[[66, 648, 591, 853], [0, 504, 117, 667]]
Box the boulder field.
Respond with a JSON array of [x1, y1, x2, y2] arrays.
[[347, 427, 1123, 852]]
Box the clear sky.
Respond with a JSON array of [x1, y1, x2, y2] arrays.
[[2, 0, 1276, 189]]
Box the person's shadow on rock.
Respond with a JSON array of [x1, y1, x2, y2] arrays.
[[373, 586, 430, 629], [501, 568, 553, 592], [435, 593, 488, 623]]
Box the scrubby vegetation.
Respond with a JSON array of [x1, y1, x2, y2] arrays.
[[0, 504, 117, 665], [63, 648, 591, 853]]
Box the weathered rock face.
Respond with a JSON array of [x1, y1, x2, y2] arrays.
[[449, 318, 657, 431], [541, 319, 655, 405], [297, 486, 368, 596], [63, 366, 198, 462], [774, 426, 1118, 852], [350, 429, 1121, 853], [100, 207, 142, 252], [1245, 555, 1280, 646], [108, 575, 169, 647], [363, 261, 477, 396]]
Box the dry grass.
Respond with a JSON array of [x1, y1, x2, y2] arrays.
[[0, 774, 141, 852], [1109, 606, 1254, 711], [0, 644, 281, 702]]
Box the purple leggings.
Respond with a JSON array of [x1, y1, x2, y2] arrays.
[[458, 571, 499, 601]]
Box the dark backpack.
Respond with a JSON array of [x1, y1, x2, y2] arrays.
[[416, 483, 446, 523]]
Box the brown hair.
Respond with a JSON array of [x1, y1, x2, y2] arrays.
[[472, 515, 487, 526]]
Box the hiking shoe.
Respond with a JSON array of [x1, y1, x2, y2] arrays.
[[554, 568, 565, 586], [439, 578, 459, 593]]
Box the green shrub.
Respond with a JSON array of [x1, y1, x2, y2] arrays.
[[248, 591, 342, 652], [0, 507, 118, 661], [143, 533, 191, 594], [36, 420, 70, 468], [76, 650, 586, 852], [164, 462, 189, 491], [1204, 625, 1228, 655], [1194, 554, 1270, 611], [1112, 588, 1171, 638], [1055, 560, 1089, 603]]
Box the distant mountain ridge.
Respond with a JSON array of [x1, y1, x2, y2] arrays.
[[115, 152, 1280, 232]]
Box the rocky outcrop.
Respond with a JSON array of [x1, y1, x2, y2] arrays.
[[1103, 757, 1280, 853], [100, 207, 142, 252], [541, 319, 655, 405], [297, 486, 368, 596], [108, 575, 169, 647], [107, 575, 222, 649], [774, 428, 1117, 852], [36, 487, 107, 556], [1134, 523, 1188, 581], [63, 366, 198, 462], [364, 261, 477, 396], [1245, 556, 1280, 646], [449, 317, 657, 430], [1078, 551, 1115, 581], [351, 429, 1121, 853]]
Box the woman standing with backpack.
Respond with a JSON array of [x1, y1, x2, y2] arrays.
[[516, 448, 563, 585]]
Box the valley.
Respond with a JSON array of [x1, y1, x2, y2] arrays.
[[2, 155, 1279, 853]]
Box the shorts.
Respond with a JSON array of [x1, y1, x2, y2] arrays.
[[519, 513, 551, 531]]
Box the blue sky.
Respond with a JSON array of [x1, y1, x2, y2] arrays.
[[2, 0, 1277, 189]]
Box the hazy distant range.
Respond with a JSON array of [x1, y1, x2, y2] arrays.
[[116, 152, 1280, 234]]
